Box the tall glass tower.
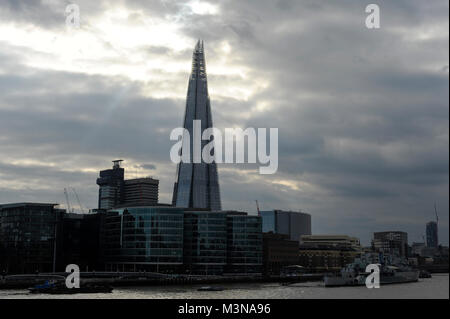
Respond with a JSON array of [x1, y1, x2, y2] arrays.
[[172, 40, 222, 210]]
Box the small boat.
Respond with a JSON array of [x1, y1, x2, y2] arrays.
[[29, 281, 113, 294], [419, 270, 432, 278], [197, 286, 224, 291]]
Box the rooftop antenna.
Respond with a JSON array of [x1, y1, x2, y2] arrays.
[[255, 200, 260, 216]]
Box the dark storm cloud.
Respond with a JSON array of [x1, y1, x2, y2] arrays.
[[0, 0, 448, 245]]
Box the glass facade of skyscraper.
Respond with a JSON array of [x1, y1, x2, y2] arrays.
[[172, 41, 222, 211]]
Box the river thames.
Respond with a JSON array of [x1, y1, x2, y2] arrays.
[[0, 273, 448, 299]]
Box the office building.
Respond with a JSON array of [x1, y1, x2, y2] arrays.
[[123, 178, 159, 206], [96, 160, 125, 210], [298, 235, 361, 272], [225, 212, 263, 274], [172, 41, 222, 210], [426, 221, 438, 248], [102, 206, 184, 273], [97, 161, 160, 209], [183, 210, 227, 275], [262, 233, 299, 276], [260, 209, 311, 243], [61, 212, 105, 272], [300, 235, 361, 250], [372, 231, 408, 257], [0, 203, 64, 274]]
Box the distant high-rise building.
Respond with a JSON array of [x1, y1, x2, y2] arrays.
[[123, 178, 159, 206], [426, 221, 438, 248], [372, 231, 408, 257], [260, 210, 311, 243], [172, 40, 222, 210], [96, 160, 124, 210], [96, 161, 160, 209]]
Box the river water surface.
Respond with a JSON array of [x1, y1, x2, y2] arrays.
[[0, 273, 448, 299]]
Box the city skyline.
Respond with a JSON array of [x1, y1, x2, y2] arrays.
[[0, 0, 448, 246]]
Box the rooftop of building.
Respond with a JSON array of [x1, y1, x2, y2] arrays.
[[0, 202, 60, 209]]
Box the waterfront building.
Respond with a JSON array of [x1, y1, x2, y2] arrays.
[[225, 212, 263, 275], [300, 235, 361, 250], [298, 235, 361, 272], [372, 231, 409, 257], [262, 233, 299, 276], [183, 210, 227, 275], [96, 160, 125, 210], [172, 40, 222, 211], [0, 203, 64, 274], [102, 206, 184, 273], [260, 209, 311, 243], [426, 221, 438, 248], [61, 212, 105, 272]]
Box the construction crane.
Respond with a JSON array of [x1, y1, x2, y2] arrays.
[[63, 188, 73, 213], [72, 187, 86, 214]]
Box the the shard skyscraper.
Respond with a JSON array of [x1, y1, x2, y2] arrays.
[[172, 40, 222, 210]]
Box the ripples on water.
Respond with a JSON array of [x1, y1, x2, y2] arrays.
[[0, 274, 448, 299]]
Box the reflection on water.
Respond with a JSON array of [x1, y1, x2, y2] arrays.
[[0, 274, 448, 299]]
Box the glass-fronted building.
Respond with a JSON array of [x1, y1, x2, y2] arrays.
[[102, 206, 184, 272], [0, 203, 64, 274], [225, 212, 263, 274], [260, 210, 311, 243], [183, 210, 227, 275]]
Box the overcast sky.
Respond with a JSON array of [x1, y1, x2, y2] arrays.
[[0, 0, 448, 245]]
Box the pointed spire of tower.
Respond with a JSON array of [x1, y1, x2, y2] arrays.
[[172, 41, 222, 210]]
